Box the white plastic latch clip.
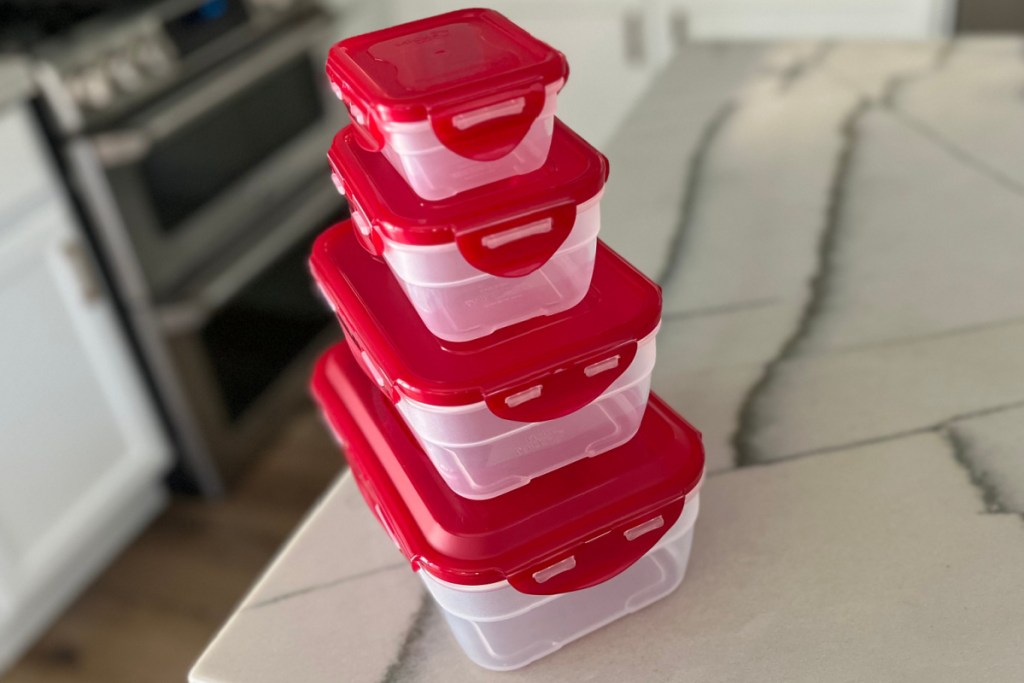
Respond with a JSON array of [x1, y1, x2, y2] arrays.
[[505, 384, 542, 408], [532, 556, 576, 584], [453, 97, 526, 129], [584, 355, 620, 377], [624, 515, 664, 541], [481, 218, 553, 249]]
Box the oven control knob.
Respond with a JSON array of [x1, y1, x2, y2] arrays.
[[66, 73, 92, 107], [108, 55, 143, 92], [80, 67, 115, 110], [135, 40, 172, 75]]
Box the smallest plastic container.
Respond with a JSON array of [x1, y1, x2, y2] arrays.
[[311, 346, 705, 671], [328, 119, 608, 342], [326, 8, 569, 200]]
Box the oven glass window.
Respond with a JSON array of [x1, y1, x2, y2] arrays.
[[200, 211, 343, 421], [141, 54, 322, 234]]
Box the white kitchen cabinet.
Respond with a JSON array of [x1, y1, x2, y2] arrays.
[[0, 101, 170, 671]]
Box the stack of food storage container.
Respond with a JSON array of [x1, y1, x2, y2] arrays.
[[308, 9, 705, 671]]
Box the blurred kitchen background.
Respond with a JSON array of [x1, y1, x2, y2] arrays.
[[0, 0, 1019, 679]]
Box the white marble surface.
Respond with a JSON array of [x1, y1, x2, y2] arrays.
[[192, 39, 1024, 682]]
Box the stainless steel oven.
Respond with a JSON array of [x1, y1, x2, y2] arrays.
[[26, 0, 349, 494], [67, 2, 342, 299], [154, 179, 346, 489]]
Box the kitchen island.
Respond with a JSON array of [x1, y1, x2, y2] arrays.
[[192, 38, 1024, 682]]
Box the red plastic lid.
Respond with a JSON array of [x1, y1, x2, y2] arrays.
[[309, 220, 662, 420], [329, 119, 608, 277], [311, 344, 704, 592], [326, 8, 568, 159]]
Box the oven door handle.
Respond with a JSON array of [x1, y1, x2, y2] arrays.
[[90, 14, 332, 168], [157, 179, 344, 334]]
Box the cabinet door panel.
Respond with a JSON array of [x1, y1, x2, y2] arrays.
[[0, 204, 169, 601]]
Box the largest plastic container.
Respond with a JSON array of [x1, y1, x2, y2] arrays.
[[328, 119, 609, 342], [310, 220, 662, 500], [311, 346, 705, 671], [326, 8, 569, 200]]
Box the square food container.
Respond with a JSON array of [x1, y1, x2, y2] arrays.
[[311, 346, 705, 671], [326, 8, 568, 200], [328, 119, 608, 342], [310, 220, 662, 500]]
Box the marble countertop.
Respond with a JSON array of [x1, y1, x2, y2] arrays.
[[192, 38, 1024, 682]]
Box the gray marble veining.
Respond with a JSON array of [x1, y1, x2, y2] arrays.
[[598, 44, 764, 279], [943, 406, 1024, 514]]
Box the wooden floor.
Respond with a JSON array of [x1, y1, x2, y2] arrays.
[[4, 408, 344, 683]]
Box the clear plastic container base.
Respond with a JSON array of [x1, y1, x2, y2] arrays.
[[366, 190, 602, 343], [419, 493, 700, 671], [395, 328, 657, 499]]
